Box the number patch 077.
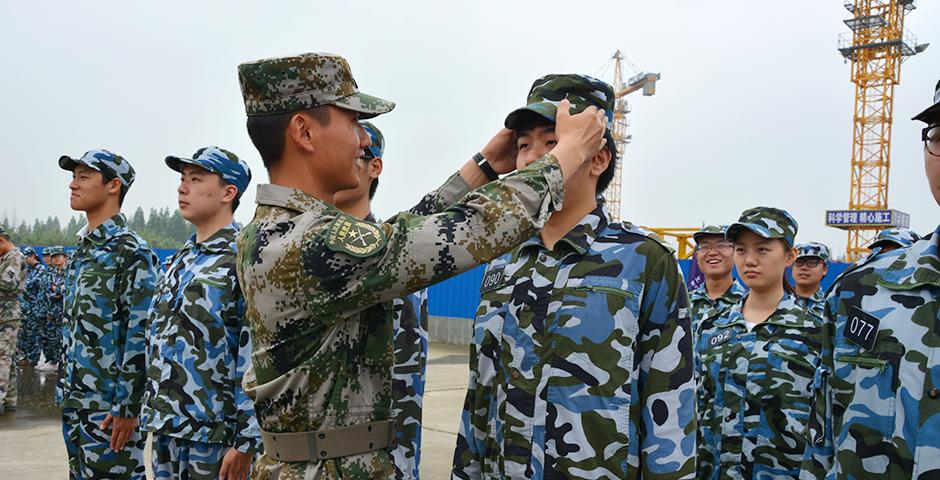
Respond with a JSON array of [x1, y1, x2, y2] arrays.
[[844, 306, 880, 351]]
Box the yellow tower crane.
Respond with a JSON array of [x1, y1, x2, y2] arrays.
[[608, 50, 660, 222], [826, 0, 927, 262]]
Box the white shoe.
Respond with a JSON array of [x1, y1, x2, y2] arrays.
[[36, 362, 58, 372]]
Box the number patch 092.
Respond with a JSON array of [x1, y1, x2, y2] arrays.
[[844, 306, 880, 351]]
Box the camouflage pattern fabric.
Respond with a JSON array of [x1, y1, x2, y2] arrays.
[[62, 407, 146, 479], [726, 206, 799, 247], [453, 204, 696, 479], [363, 211, 434, 480], [59, 149, 136, 191], [696, 293, 824, 479], [0, 248, 26, 410], [795, 290, 825, 318], [689, 280, 747, 338], [361, 122, 385, 160], [238, 156, 564, 480], [504, 73, 615, 131], [237, 52, 395, 118], [57, 215, 158, 411], [44, 264, 65, 364], [152, 434, 233, 480], [795, 242, 831, 262], [693, 224, 728, 242], [140, 224, 261, 453], [166, 146, 252, 195], [800, 225, 940, 478], [868, 226, 920, 252], [16, 261, 48, 364]]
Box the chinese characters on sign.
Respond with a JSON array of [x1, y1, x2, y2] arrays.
[[825, 209, 911, 229]]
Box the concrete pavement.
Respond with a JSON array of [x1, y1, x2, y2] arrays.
[[0, 343, 472, 479]]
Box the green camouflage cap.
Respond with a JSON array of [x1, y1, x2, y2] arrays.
[[795, 242, 830, 262], [504, 74, 614, 131], [913, 78, 940, 122], [693, 225, 729, 243], [58, 149, 136, 191], [237, 52, 395, 118], [726, 206, 799, 247], [869, 227, 920, 250]]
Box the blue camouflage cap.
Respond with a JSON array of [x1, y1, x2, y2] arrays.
[[59, 149, 136, 191], [726, 206, 799, 247], [504, 74, 615, 131], [360, 122, 384, 160], [869, 227, 920, 250], [46, 246, 66, 256], [693, 225, 729, 243], [21, 246, 36, 257], [796, 242, 830, 262], [165, 146, 252, 195]]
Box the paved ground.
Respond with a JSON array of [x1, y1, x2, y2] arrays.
[[0, 342, 471, 479]]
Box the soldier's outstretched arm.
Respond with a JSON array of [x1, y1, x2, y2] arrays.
[[636, 250, 696, 479]]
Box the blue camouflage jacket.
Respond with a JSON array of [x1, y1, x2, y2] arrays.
[[696, 293, 825, 479], [57, 214, 159, 417], [453, 204, 696, 479], [20, 263, 48, 319], [801, 225, 940, 478], [139, 224, 261, 453]]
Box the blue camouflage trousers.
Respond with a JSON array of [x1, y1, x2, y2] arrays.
[[40, 315, 63, 364], [152, 435, 230, 480], [61, 408, 146, 480], [15, 313, 41, 364]]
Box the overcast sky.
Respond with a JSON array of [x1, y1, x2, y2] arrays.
[[2, 1, 937, 258]]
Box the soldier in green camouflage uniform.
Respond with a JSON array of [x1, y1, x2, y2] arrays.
[[453, 74, 696, 479], [792, 242, 829, 317], [334, 122, 443, 479], [689, 225, 747, 339], [799, 78, 940, 479], [696, 207, 825, 479], [57, 150, 159, 480], [0, 227, 27, 413], [234, 52, 607, 479]]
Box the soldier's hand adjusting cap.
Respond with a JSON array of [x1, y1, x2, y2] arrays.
[[237, 52, 395, 118], [504, 74, 615, 131]]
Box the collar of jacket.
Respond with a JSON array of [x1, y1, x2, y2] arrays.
[[879, 224, 940, 290], [517, 202, 610, 255], [81, 214, 128, 246], [255, 184, 336, 217], [715, 292, 812, 329], [184, 223, 238, 255]]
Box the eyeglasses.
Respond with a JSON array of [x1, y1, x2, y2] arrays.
[[794, 257, 823, 268], [923, 125, 940, 156], [697, 242, 733, 253]]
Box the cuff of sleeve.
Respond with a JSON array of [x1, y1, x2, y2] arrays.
[[111, 403, 141, 418], [234, 436, 260, 455]]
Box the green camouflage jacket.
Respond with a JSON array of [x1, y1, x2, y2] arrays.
[[237, 157, 563, 479], [800, 225, 940, 478], [56, 214, 159, 417], [0, 249, 26, 322], [696, 293, 825, 479]]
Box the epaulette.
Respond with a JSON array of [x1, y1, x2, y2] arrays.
[[619, 221, 677, 255]]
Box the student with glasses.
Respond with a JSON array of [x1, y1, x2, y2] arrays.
[[792, 242, 830, 317], [689, 225, 747, 340]]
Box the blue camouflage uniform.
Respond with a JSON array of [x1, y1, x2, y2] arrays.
[[57, 150, 158, 480], [453, 203, 696, 479], [43, 246, 67, 365], [16, 247, 47, 364], [140, 146, 260, 480], [801, 225, 940, 478], [696, 207, 825, 479], [689, 280, 747, 337]]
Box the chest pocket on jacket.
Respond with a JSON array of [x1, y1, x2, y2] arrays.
[[543, 275, 642, 474]]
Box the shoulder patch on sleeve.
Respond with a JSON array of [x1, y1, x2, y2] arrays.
[[324, 215, 388, 258]]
